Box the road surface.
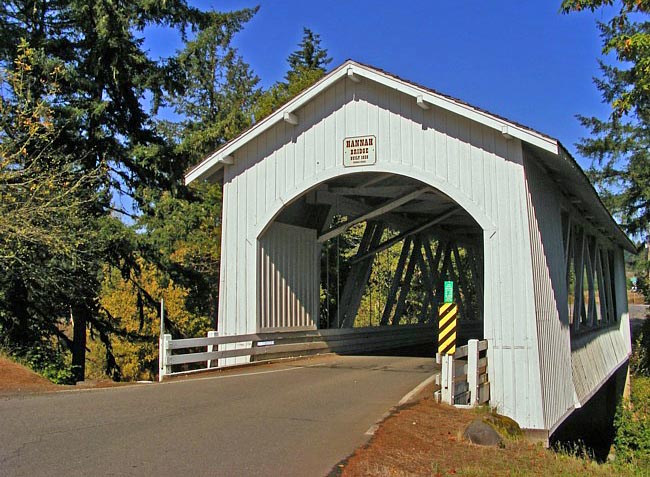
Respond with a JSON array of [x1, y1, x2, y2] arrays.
[[0, 354, 434, 477]]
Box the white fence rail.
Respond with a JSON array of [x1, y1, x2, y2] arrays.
[[435, 339, 489, 407], [158, 324, 439, 381]]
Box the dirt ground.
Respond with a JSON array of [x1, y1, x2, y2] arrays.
[[332, 385, 626, 477], [0, 356, 60, 395], [0, 357, 127, 396]]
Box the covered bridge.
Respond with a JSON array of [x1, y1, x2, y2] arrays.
[[185, 60, 634, 439]]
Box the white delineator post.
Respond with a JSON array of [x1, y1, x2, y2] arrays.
[[158, 298, 165, 382], [207, 330, 219, 368], [441, 354, 456, 405], [467, 339, 479, 406]]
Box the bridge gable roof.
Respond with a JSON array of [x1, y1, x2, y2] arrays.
[[184, 60, 635, 252]]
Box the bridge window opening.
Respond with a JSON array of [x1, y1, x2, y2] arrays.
[[259, 172, 484, 339], [562, 218, 618, 334]]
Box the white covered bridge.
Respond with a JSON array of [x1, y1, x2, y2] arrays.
[[184, 60, 634, 440]]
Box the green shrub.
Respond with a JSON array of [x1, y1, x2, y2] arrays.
[[613, 377, 650, 474], [630, 318, 650, 376], [7, 342, 75, 385]]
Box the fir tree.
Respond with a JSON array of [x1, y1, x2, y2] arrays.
[[254, 27, 332, 121], [561, 1, 650, 237]]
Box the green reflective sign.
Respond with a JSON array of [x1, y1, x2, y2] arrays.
[[443, 281, 454, 304]]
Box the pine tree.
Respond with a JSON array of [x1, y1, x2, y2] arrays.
[[561, 1, 650, 237], [165, 8, 261, 163], [0, 1, 257, 381], [254, 28, 332, 121]]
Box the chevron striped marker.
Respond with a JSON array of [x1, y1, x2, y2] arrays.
[[438, 303, 458, 355]]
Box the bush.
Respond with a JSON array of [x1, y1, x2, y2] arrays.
[[630, 318, 650, 376], [613, 377, 650, 473], [13, 343, 75, 385]]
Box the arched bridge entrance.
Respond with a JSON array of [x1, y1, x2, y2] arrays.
[[259, 172, 483, 336]]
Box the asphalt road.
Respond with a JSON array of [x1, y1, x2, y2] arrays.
[[0, 354, 435, 477], [629, 304, 648, 334]]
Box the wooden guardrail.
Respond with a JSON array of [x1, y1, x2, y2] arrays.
[[435, 339, 489, 407], [158, 324, 437, 381]]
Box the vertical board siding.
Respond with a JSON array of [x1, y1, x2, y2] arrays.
[[220, 76, 546, 428], [258, 222, 318, 331], [523, 156, 575, 429], [571, 327, 628, 403]]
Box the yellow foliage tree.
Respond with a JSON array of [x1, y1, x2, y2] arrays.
[[87, 260, 211, 381]]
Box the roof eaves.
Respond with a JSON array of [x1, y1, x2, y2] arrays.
[[555, 142, 636, 253], [184, 61, 355, 185]]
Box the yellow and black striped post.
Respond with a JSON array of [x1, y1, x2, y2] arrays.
[[438, 303, 458, 355]]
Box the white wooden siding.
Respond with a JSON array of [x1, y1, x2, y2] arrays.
[[571, 326, 629, 404], [258, 222, 319, 331], [523, 155, 576, 430]]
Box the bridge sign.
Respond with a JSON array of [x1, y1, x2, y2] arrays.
[[343, 135, 376, 167], [443, 281, 454, 304]]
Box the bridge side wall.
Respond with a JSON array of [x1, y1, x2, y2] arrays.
[[522, 150, 631, 433], [523, 156, 576, 430], [218, 76, 545, 428]]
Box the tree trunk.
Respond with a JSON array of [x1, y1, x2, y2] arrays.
[[71, 306, 87, 382]]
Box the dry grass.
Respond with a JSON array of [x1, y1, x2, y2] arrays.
[[335, 390, 629, 477]]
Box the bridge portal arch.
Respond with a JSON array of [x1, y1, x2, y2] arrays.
[[256, 170, 485, 335]]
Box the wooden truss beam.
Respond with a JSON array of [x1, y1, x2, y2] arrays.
[[380, 237, 412, 326], [358, 173, 392, 188], [317, 188, 429, 243], [339, 223, 385, 328], [328, 186, 415, 198], [391, 235, 421, 326], [350, 208, 458, 264], [307, 190, 413, 230]]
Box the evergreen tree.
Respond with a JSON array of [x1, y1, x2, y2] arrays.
[[0, 1, 257, 381], [141, 8, 260, 330], [287, 27, 332, 72], [561, 1, 650, 237], [164, 8, 261, 162], [254, 27, 332, 121]]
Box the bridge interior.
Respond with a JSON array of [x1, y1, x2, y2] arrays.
[[262, 172, 484, 335]]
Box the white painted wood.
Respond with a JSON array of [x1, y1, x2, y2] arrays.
[[347, 66, 361, 83], [523, 155, 575, 430], [416, 94, 429, 110], [207, 330, 218, 368], [317, 188, 427, 243], [158, 299, 165, 382], [259, 222, 318, 331], [184, 60, 561, 186], [467, 339, 479, 406], [162, 334, 172, 379], [283, 111, 298, 126]]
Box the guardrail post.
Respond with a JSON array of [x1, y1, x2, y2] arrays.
[[158, 334, 164, 382], [207, 330, 218, 368], [441, 354, 456, 405], [467, 339, 479, 406], [160, 333, 172, 380]]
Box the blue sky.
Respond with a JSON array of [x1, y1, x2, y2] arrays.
[[145, 1, 617, 169]]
